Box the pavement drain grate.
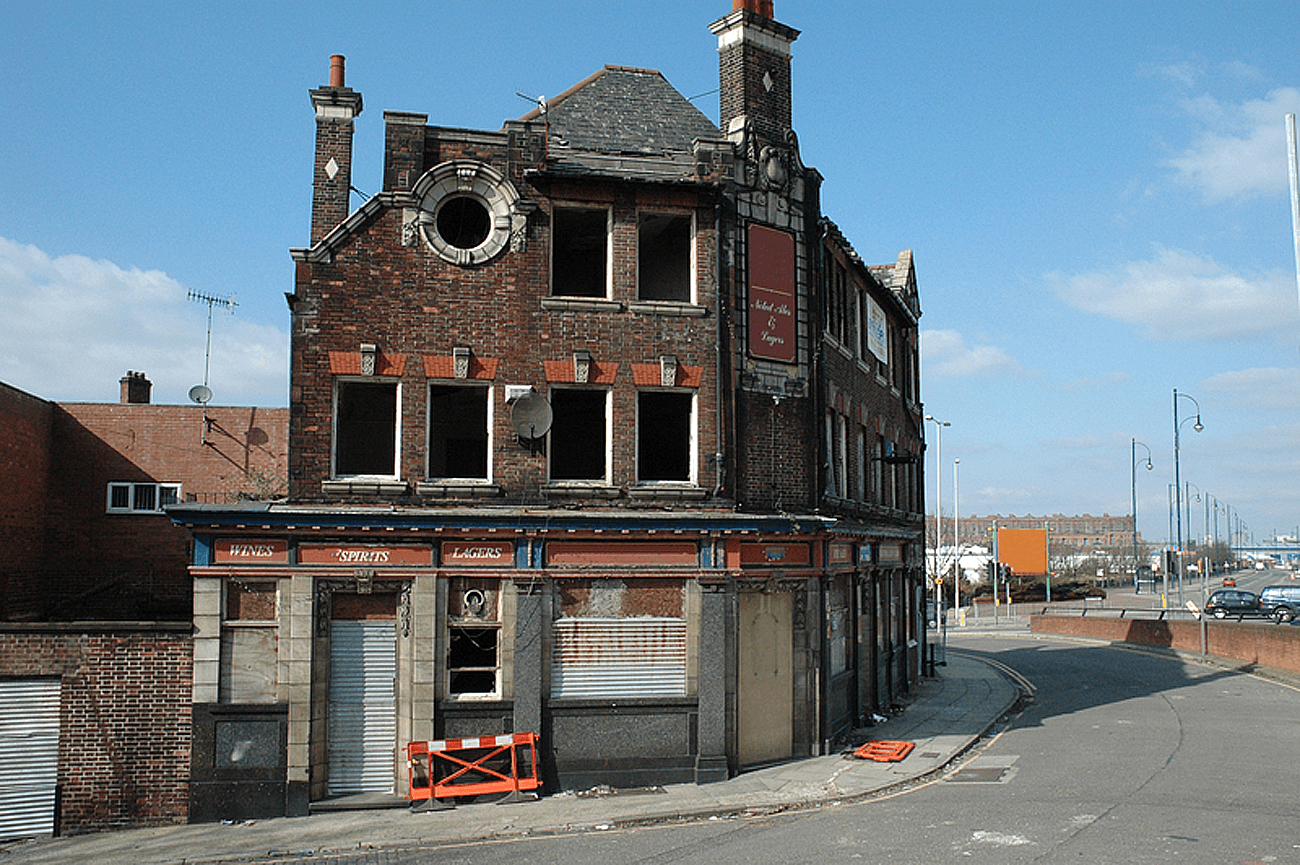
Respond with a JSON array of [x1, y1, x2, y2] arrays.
[[946, 767, 1008, 783], [918, 752, 940, 759]]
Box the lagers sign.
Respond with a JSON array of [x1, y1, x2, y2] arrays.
[[441, 541, 513, 567]]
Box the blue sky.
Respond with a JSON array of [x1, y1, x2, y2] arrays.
[[3, 1, 1299, 546]]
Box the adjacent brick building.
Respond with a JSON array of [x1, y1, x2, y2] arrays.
[[172, 0, 926, 819], [0, 377, 287, 836]]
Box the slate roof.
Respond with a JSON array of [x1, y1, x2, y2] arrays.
[[520, 65, 722, 182]]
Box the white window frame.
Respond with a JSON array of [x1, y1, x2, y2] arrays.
[[635, 389, 698, 485], [332, 377, 401, 480], [636, 210, 696, 304], [426, 382, 494, 482], [547, 386, 612, 484], [106, 481, 182, 514]]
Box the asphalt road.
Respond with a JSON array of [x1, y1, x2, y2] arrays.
[[328, 632, 1300, 865]]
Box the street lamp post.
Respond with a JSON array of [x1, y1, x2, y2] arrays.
[[1173, 389, 1203, 606], [1132, 439, 1153, 593], [925, 415, 950, 626], [954, 458, 961, 612]]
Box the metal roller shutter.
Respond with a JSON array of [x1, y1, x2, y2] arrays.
[[0, 679, 61, 840], [551, 617, 686, 699], [328, 621, 396, 795]]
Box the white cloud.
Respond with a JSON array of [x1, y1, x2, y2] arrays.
[[1201, 366, 1300, 411], [1049, 247, 1297, 341], [1165, 86, 1300, 201], [0, 237, 288, 405], [920, 329, 1023, 380]]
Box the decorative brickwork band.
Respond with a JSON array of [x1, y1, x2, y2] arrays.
[[630, 363, 704, 388], [542, 359, 619, 384], [423, 354, 500, 380], [329, 351, 406, 376]]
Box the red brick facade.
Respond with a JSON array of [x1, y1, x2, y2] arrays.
[[0, 393, 287, 621], [0, 379, 286, 835], [0, 625, 192, 834], [174, 2, 927, 816]]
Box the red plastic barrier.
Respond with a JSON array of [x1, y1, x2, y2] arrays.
[[852, 739, 915, 762], [407, 732, 540, 801]]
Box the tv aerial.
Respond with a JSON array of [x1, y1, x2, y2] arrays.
[[187, 290, 237, 443]]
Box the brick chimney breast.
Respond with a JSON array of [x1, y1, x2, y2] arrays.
[[309, 55, 364, 245], [120, 370, 152, 404], [711, 2, 799, 140]]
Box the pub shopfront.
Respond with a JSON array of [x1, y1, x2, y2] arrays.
[[174, 503, 922, 820]]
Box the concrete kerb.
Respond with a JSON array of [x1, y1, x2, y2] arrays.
[[0, 652, 1024, 865]]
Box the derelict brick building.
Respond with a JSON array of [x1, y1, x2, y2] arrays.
[[172, 0, 926, 819]]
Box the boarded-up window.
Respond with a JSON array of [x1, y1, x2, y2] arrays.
[[220, 581, 279, 704], [551, 618, 686, 699], [827, 577, 849, 676]]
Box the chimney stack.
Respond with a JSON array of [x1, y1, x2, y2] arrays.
[[309, 54, 364, 244], [733, 0, 774, 16], [119, 371, 152, 405], [711, 1, 798, 140]]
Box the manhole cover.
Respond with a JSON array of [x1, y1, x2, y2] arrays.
[[947, 766, 1008, 783]]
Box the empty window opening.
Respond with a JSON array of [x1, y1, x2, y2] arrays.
[[553, 207, 608, 297], [550, 389, 607, 481], [638, 213, 692, 302], [638, 391, 693, 482], [448, 626, 499, 697], [335, 380, 398, 477], [428, 385, 489, 480], [436, 196, 492, 250]]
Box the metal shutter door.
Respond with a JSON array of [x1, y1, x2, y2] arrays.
[[328, 620, 396, 795], [552, 618, 686, 699], [0, 679, 60, 840]]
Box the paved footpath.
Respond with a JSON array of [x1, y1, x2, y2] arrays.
[[0, 646, 1021, 865]]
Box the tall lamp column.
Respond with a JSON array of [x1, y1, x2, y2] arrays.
[[953, 458, 961, 613], [1173, 389, 1203, 606], [925, 415, 950, 623], [1132, 439, 1152, 593]]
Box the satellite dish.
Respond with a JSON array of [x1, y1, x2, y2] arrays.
[[188, 384, 213, 404], [510, 392, 552, 439]]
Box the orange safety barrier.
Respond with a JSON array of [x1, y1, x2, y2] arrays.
[[852, 739, 915, 762], [406, 732, 540, 801]]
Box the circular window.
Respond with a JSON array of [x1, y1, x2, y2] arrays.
[[413, 161, 521, 266], [436, 196, 491, 250]]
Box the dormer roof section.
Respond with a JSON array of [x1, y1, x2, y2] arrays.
[[519, 65, 726, 183]]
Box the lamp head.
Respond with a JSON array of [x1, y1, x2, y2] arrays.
[[1144, 460, 1153, 471], [1193, 418, 1204, 432]]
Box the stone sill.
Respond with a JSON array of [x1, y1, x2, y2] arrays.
[[322, 479, 408, 496], [628, 301, 708, 318], [540, 297, 623, 313], [627, 485, 709, 500], [415, 482, 503, 499], [543, 483, 622, 499]]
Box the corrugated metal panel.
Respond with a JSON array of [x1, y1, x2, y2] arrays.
[[0, 679, 61, 840], [329, 621, 396, 795], [552, 618, 686, 699]]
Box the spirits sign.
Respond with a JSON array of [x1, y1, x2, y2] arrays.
[[747, 224, 797, 363]]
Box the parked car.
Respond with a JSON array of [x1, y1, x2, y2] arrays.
[[1204, 589, 1262, 619], [1256, 585, 1300, 623]]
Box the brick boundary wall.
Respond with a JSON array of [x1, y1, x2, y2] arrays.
[[0, 624, 192, 834], [1030, 615, 1300, 677]]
